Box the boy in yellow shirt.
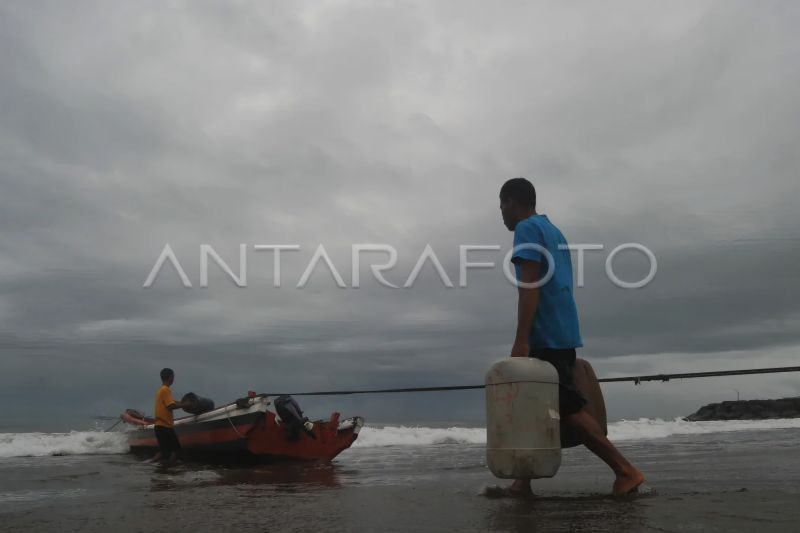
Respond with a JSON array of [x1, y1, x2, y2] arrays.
[[149, 368, 188, 464]]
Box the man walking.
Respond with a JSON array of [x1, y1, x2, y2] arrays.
[[499, 177, 644, 495]]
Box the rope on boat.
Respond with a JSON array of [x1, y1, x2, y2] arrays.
[[224, 407, 249, 439], [281, 365, 800, 396], [103, 418, 124, 432]]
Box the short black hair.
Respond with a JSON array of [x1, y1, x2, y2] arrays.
[[160, 368, 174, 382], [500, 177, 536, 209]]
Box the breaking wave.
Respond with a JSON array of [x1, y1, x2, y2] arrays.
[[0, 431, 129, 458], [608, 416, 800, 441], [353, 425, 485, 447], [353, 417, 800, 447], [1, 418, 799, 457]]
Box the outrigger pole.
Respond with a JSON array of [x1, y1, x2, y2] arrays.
[[284, 365, 800, 396]]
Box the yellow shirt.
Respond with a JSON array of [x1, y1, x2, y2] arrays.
[[154, 384, 176, 427]]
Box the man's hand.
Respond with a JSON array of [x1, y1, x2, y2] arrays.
[[510, 340, 529, 358]]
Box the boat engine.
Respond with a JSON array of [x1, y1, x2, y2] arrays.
[[274, 395, 316, 440]]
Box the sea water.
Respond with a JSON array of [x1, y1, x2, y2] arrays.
[[1, 419, 800, 532], [3, 417, 800, 458]]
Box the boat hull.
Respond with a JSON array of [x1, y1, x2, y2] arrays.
[[127, 396, 362, 462]]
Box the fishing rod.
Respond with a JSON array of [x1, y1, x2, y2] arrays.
[[598, 365, 800, 385], [104, 365, 799, 427], [283, 365, 800, 396], [103, 365, 800, 431]]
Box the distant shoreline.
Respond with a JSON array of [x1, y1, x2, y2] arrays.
[[686, 397, 800, 421]]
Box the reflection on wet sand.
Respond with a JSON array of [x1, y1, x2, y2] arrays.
[[148, 461, 340, 494], [212, 462, 340, 489], [484, 494, 648, 533]]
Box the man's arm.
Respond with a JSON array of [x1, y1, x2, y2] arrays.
[[163, 390, 187, 411], [511, 260, 540, 357]]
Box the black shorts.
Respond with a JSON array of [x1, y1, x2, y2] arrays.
[[529, 348, 587, 417], [154, 426, 181, 455]]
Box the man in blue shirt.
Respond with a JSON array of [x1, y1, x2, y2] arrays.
[[500, 177, 644, 495]]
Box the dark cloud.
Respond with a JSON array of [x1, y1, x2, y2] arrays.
[[1, 0, 798, 425]]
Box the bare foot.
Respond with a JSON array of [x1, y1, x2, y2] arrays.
[[507, 479, 533, 496], [612, 469, 645, 494]]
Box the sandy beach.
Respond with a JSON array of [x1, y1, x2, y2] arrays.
[[1, 421, 799, 532]]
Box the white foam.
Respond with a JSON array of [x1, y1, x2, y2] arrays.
[[608, 416, 800, 441], [2, 418, 799, 457], [0, 431, 129, 458], [353, 417, 800, 447], [353, 426, 485, 447]]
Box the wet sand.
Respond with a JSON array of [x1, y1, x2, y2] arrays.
[[1, 427, 799, 532]]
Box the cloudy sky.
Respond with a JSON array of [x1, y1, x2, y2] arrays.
[[1, 0, 798, 429]]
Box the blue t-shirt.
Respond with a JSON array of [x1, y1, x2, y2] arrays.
[[512, 214, 583, 349]]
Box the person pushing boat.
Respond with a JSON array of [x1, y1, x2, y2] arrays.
[[147, 368, 189, 465], [499, 177, 645, 495]]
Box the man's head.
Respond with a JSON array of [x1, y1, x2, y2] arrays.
[[160, 367, 174, 385], [499, 177, 536, 231]]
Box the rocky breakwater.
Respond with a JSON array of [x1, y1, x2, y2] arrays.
[[686, 397, 800, 421]]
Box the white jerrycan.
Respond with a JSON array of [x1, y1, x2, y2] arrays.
[[485, 357, 561, 479]]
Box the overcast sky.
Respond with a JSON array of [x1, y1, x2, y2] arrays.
[[1, 0, 798, 429]]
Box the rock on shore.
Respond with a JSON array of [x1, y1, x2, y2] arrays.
[[686, 397, 800, 421]]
